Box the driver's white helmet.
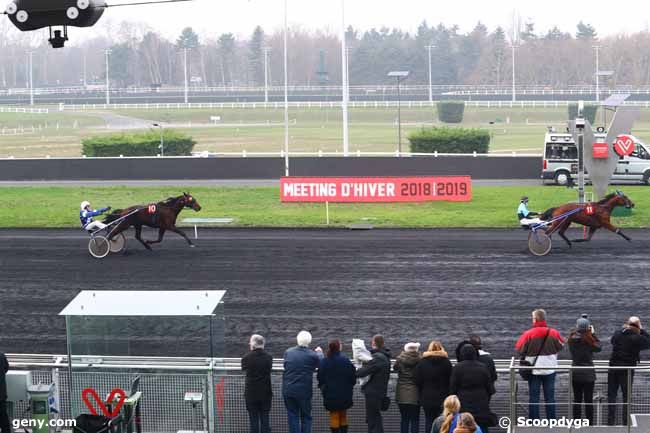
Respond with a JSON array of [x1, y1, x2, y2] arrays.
[[80, 201, 90, 210]]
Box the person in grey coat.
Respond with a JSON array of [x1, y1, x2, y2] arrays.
[[394, 342, 421, 433]]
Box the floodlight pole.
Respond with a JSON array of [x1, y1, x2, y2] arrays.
[[263, 49, 269, 103], [183, 48, 189, 104], [426, 45, 435, 104], [397, 77, 402, 155], [511, 44, 517, 102], [283, 0, 290, 176], [105, 49, 111, 106], [28, 51, 34, 106], [341, 0, 349, 156], [594, 45, 600, 103], [82, 51, 87, 87], [577, 100, 586, 204]]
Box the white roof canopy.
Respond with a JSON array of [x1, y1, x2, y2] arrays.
[[59, 291, 226, 317]]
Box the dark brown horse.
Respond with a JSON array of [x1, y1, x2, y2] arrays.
[[540, 191, 634, 248], [103, 193, 201, 250]]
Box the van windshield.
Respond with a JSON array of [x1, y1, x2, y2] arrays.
[[546, 143, 578, 160], [631, 145, 650, 160]]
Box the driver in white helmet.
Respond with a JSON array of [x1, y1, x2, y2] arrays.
[[80, 201, 111, 231], [518, 196, 543, 227]]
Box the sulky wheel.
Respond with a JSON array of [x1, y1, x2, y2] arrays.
[[88, 236, 110, 259], [109, 233, 127, 254], [528, 231, 552, 256]]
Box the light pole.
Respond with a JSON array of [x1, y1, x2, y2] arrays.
[[105, 49, 111, 105], [593, 45, 600, 102], [27, 51, 34, 106], [388, 71, 410, 156], [283, 0, 289, 176], [263, 47, 271, 103], [153, 123, 164, 157], [183, 47, 189, 104], [82, 50, 87, 87], [340, 0, 349, 156], [426, 44, 435, 104], [511, 43, 517, 102]]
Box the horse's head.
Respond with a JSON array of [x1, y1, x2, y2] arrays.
[[182, 192, 202, 212], [615, 190, 635, 209]]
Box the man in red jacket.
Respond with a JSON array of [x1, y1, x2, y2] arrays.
[[515, 309, 565, 420]]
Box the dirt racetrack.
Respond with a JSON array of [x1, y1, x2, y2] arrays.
[[1, 228, 649, 360]]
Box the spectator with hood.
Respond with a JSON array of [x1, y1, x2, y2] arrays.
[[568, 315, 601, 424], [456, 335, 497, 386], [393, 342, 421, 433], [450, 345, 496, 433]]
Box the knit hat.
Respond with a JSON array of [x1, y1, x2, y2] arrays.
[[404, 342, 420, 352], [576, 317, 590, 331]]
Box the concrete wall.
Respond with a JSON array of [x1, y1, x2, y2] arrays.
[[0, 156, 541, 181]]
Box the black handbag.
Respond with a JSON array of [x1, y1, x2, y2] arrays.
[[519, 329, 550, 381]]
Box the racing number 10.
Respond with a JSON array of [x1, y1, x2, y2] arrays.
[[400, 181, 468, 197]]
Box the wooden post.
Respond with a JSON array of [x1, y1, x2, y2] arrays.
[[326, 202, 330, 226]]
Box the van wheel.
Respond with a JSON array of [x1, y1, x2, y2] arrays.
[[554, 170, 571, 186], [644, 172, 650, 186]]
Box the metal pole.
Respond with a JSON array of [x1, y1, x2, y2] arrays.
[[184, 48, 189, 104], [83, 51, 87, 87], [512, 44, 516, 102], [509, 357, 516, 433], [28, 51, 34, 106], [105, 49, 111, 105], [577, 102, 585, 204], [341, 0, 349, 156], [427, 45, 434, 104], [397, 77, 402, 155], [264, 49, 268, 103], [568, 368, 573, 433], [627, 367, 632, 433], [160, 125, 164, 157], [594, 45, 600, 103], [283, 0, 290, 176]]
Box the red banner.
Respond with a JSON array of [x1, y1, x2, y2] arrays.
[[281, 176, 472, 203]]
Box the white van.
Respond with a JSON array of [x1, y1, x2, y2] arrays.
[[541, 131, 650, 186]]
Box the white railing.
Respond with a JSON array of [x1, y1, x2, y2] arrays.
[[0, 106, 48, 114]]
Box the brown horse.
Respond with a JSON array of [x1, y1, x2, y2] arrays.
[[540, 191, 634, 248], [103, 193, 201, 250]]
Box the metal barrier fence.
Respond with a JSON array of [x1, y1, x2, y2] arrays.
[[7, 355, 650, 432]]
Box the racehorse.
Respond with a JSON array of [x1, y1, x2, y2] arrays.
[[103, 192, 201, 250], [540, 191, 634, 248]]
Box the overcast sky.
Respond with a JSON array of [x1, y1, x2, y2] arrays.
[[4, 0, 650, 41]]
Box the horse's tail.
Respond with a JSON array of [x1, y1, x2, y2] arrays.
[[541, 207, 557, 221]]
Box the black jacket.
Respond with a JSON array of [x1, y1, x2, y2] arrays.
[[241, 349, 273, 405], [317, 352, 356, 411], [415, 352, 452, 411], [568, 330, 601, 383], [609, 327, 650, 366], [450, 346, 496, 426], [456, 341, 497, 384], [356, 348, 391, 399], [0, 352, 8, 401]]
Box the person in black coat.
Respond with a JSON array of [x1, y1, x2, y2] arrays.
[[0, 352, 10, 433], [415, 341, 452, 433], [450, 345, 496, 433], [241, 335, 274, 433], [456, 336, 497, 386], [607, 316, 650, 426], [568, 316, 601, 425], [317, 340, 356, 433], [356, 335, 391, 433]]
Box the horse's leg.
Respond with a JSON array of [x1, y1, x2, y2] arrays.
[[572, 226, 597, 243], [602, 221, 632, 242], [134, 225, 152, 251], [146, 228, 166, 245], [557, 220, 573, 248], [168, 226, 195, 247]]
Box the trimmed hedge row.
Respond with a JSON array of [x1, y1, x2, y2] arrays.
[[82, 130, 196, 157], [568, 103, 599, 125], [408, 127, 491, 154], [437, 101, 465, 123]]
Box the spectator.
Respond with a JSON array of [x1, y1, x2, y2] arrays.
[[456, 336, 497, 386], [415, 341, 452, 433], [431, 395, 461, 433], [283, 331, 323, 433], [454, 412, 484, 433], [568, 316, 601, 424], [0, 351, 8, 433], [450, 345, 496, 433], [242, 334, 273, 433], [393, 342, 421, 433], [515, 309, 564, 420], [317, 340, 356, 433], [356, 335, 391, 433], [607, 316, 650, 426]]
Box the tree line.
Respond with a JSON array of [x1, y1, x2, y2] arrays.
[[1, 18, 649, 89]]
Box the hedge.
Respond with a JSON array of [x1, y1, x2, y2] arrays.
[[408, 127, 490, 154], [82, 130, 196, 157], [437, 101, 466, 123], [568, 103, 599, 125]]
